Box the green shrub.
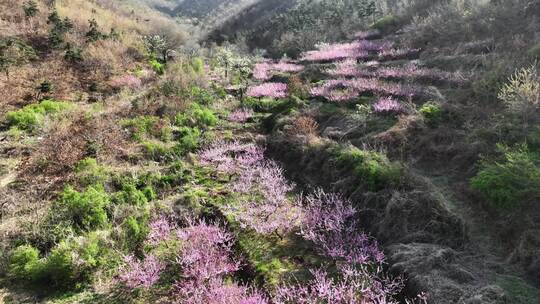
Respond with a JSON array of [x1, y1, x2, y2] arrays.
[[175, 104, 217, 129], [113, 184, 150, 206], [43, 243, 76, 289], [332, 145, 402, 191], [243, 96, 292, 113], [75, 158, 109, 186], [6, 100, 72, 131], [471, 145, 540, 210], [55, 185, 110, 231], [420, 103, 444, 127], [8, 245, 41, 282], [191, 57, 204, 74], [122, 116, 173, 142], [149, 58, 164, 75], [142, 141, 173, 161], [176, 126, 202, 153], [182, 86, 215, 105], [123, 215, 149, 251], [371, 15, 399, 32], [7, 233, 108, 290], [528, 44, 540, 59]]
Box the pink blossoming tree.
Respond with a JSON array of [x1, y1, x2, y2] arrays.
[[246, 82, 288, 98], [373, 97, 406, 115], [300, 189, 385, 264], [118, 254, 165, 290]]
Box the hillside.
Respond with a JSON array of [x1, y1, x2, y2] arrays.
[[1, 0, 540, 303]]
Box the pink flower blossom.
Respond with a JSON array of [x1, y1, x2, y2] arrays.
[[300, 189, 384, 265], [147, 216, 176, 246], [173, 221, 270, 304], [301, 42, 369, 62], [253, 60, 304, 81], [375, 63, 457, 82], [227, 160, 301, 235], [275, 266, 407, 304], [310, 79, 361, 102], [246, 82, 288, 98], [326, 59, 364, 77], [301, 40, 392, 62], [197, 141, 264, 174], [118, 254, 165, 290], [229, 108, 254, 123], [311, 77, 421, 102], [174, 277, 269, 304], [252, 62, 273, 81], [177, 221, 240, 280], [373, 97, 406, 115]]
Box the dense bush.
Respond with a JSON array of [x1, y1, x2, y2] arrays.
[[149, 58, 165, 75], [371, 15, 399, 33], [123, 215, 150, 251], [498, 65, 540, 126], [55, 185, 110, 232], [332, 145, 402, 191], [122, 116, 173, 142], [471, 145, 540, 210], [7, 233, 113, 290], [7, 245, 41, 282], [75, 158, 109, 186], [176, 126, 203, 153], [419, 102, 444, 127], [182, 86, 215, 105], [175, 103, 217, 129], [113, 184, 153, 206], [6, 100, 72, 131], [0, 37, 37, 77], [47, 10, 74, 48]]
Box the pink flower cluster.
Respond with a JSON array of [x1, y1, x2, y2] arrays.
[[373, 97, 406, 115], [147, 216, 176, 246], [176, 221, 240, 280], [301, 40, 392, 62], [300, 190, 385, 265], [175, 278, 268, 304], [246, 82, 288, 98], [198, 141, 264, 174], [228, 108, 254, 123], [110, 74, 142, 89], [327, 61, 456, 84], [174, 221, 269, 304], [301, 42, 369, 62], [375, 63, 458, 82], [310, 79, 361, 102], [118, 254, 165, 289], [198, 141, 300, 235], [228, 160, 300, 235], [326, 59, 364, 77], [311, 78, 421, 102], [275, 266, 409, 304], [253, 60, 304, 81]]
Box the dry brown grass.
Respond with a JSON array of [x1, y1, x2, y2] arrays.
[[0, 0, 186, 109], [18, 110, 132, 187], [0, 0, 50, 37], [288, 115, 319, 138]]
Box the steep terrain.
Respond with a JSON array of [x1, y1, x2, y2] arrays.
[[1, 0, 540, 303]]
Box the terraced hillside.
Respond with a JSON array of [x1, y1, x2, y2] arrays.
[[1, 0, 540, 303], [244, 29, 540, 303]]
